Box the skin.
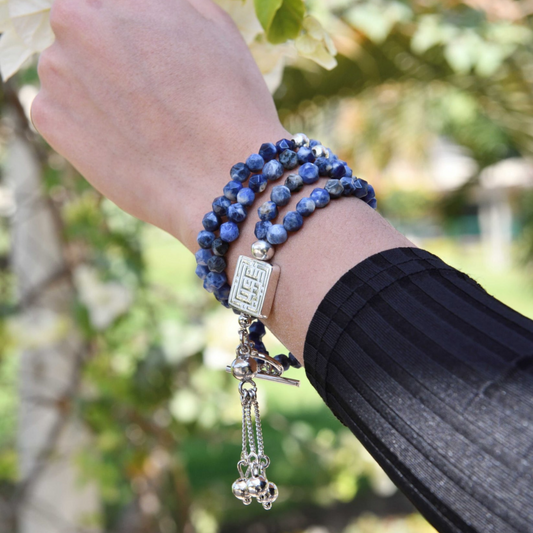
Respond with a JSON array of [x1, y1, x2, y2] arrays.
[[32, 0, 414, 365]]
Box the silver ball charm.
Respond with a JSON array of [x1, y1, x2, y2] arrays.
[[247, 475, 269, 496], [311, 144, 328, 159], [292, 133, 310, 148], [251, 240, 274, 261], [258, 481, 279, 505], [232, 478, 250, 500], [231, 358, 257, 381]]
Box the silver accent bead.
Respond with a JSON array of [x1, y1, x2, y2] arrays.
[[231, 358, 257, 380], [251, 240, 275, 261], [291, 133, 309, 148], [311, 144, 328, 158], [247, 475, 269, 496], [258, 482, 279, 504], [232, 478, 249, 500]]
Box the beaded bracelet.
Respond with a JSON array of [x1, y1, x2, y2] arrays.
[[194, 133, 376, 510]]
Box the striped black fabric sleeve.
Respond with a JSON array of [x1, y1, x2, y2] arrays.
[[303, 247, 533, 533]]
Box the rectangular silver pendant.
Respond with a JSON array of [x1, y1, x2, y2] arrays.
[[228, 255, 280, 319]]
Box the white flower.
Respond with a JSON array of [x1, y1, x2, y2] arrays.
[[295, 16, 337, 70], [73, 265, 133, 330], [0, 0, 338, 94], [249, 35, 294, 93], [0, 0, 54, 80]]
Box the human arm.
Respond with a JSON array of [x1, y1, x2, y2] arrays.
[[305, 247, 533, 533], [31, 2, 533, 532], [31, 0, 413, 363]]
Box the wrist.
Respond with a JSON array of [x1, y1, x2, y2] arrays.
[[172, 125, 292, 251]]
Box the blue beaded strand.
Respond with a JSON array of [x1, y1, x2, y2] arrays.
[[195, 133, 377, 311]]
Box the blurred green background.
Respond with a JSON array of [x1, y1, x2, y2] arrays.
[[1, 1, 533, 532]]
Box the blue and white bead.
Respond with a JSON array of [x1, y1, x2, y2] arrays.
[[296, 197, 316, 217], [270, 185, 291, 207], [263, 159, 284, 181], [245, 153, 265, 172], [266, 224, 288, 245], [258, 201, 278, 221], [310, 188, 330, 208]]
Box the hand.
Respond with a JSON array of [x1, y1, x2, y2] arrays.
[[32, 0, 288, 247]]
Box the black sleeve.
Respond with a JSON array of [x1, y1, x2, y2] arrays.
[[303, 247, 533, 533]]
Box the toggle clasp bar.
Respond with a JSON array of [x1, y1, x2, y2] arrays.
[[225, 366, 300, 387]]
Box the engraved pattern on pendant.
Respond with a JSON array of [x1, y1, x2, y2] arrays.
[[229, 257, 272, 317]]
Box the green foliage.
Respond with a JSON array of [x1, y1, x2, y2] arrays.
[[255, 0, 305, 44], [379, 189, 437, 221]]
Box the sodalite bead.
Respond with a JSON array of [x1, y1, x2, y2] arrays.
[[330, 160, 346, 178], [197, 230, 215, 249], [299, 162, 319, 184], [255, 220, 272, 239], [207, 255, 227, 273], [214, 283, 230, 301], [271, 185, 291, 206], [249, 320, 266, 339], [310, 187, 330, 208], [246, 153, 265, 172], [223, 180, 243, 201], [279, 149, 298, 170], [211, 237, 229, 257], [195, 248, 212, 266], [274, 354, 290, 372], [259, 142, 277, 162], [230, 162, 250, 182], [249, 174, 268, 193], [343, 164, 353, 177], [204, 271, 227, 292], [326, 148, 338, 160], [296, 197, 316, 217], [285, 174, 304, 192], [309, 139, 320, 148], [263, 160, 284, 181], [288, 352, 302, 369], [283, 211, 303, 232], [365, 184, 376, 202], [212, 196, 231, 216], [353, 178, 369, 198], [340, 177, 355, 196], [368, 198, 377, 209], [297, 146, 315, 164], [227, 202, 247, 223], [267, 224, 288, 245], [276, 138, 295, 153], [195, 264, 209, 280], [315, 157, 332, 176], [202, 211, 221, 231], [258, 201, 278, 221], [253, 340, 268, 355], [325, 179, 344, 199], [220, 221, 240, 242], [237, 187, 255, 206]]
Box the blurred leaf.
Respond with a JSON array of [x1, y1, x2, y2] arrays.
[[254, 0, 282, 32], [267, 0, 305, 44]]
